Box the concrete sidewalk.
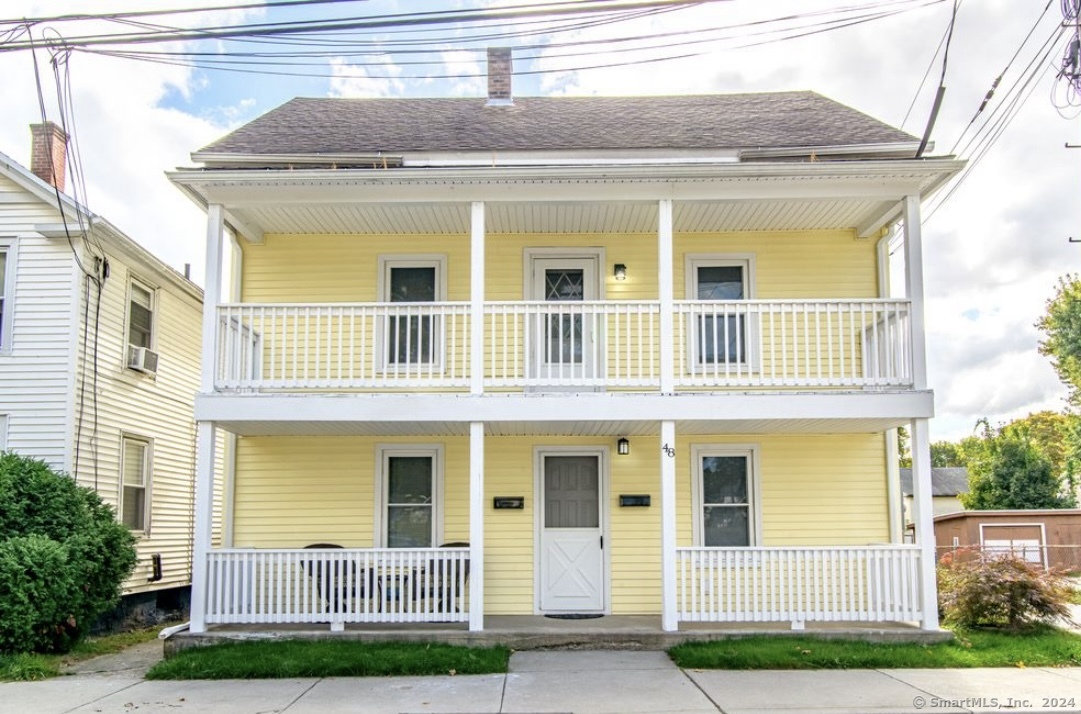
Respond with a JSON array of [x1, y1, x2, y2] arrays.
[[3, 650, 1081, 713]]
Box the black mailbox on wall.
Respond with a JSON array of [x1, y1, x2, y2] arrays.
[[493, 496, 525, 509], [619, 494, 651, 507]]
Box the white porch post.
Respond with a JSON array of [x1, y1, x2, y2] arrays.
[[470, 201, 485, 396], [469, 421, 485, 631], [910, 418, 939, 629], [902, 194, 939, 629], [660, 420, 678, 631], [190, 204, 224, 633], [189, 422, 217, 633], [658, 200, 674, 394]]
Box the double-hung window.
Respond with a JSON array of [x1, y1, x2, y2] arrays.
[[686, 256, 755, 369], [128, 279, 154, 350], [376, 445, 443, 548], [692, 445, 760, 547], [0, 241, 15, 351], [121, 435, 151, 532], [379, 257, 445, 370]]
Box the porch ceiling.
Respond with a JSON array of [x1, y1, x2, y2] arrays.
[[169, 160, 963, 241], [223, 198, 896, 237]]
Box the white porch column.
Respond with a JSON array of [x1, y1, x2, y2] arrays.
[[189, 422, 217, 633], [469, 421, 485, 631], [658, 200, 674, 394], [470, 201, 485, 396], [910, 417, 939, 630], [660, 420, 678, 631], [901, 195, 928, 390], [201, 204, 225, 392]]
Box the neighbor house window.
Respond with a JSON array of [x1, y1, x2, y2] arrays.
[[0, 242, 15, 351], [376, 445, 443, 547], [686, 255, 755, 367], [378, 256, 445, 368], [128, 279, 154, 350], [692, 445, 760, 547], [121, 435, 151, 531]]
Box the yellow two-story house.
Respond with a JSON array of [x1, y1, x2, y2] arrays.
[[171, 49, 961, 640]]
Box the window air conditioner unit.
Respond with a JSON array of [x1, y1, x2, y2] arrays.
[[128, 345, 159, 374]]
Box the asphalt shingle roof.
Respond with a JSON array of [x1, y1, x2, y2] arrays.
[[197, 91, 917, 157], [899, 467, 970, 497]]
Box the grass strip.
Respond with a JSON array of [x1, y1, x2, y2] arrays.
[[668, 627, 1081, 670], [0, 624, 166, 681], [147, 640, 510, 680]]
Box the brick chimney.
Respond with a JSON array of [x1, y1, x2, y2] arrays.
[[30, 122, 67, 192], [486, 47, 513, 106]]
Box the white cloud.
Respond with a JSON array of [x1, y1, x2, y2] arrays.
[[328, 56, 405, 98]]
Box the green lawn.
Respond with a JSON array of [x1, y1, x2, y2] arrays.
[[668, 627, 1081, 670], [0, 625, 166, 682], [147, 640, 510, 679]]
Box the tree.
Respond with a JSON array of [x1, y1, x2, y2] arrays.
[[959, 421, 1076, 511], [0, 452, 137, 653], [1037, 274, 1081, 402]]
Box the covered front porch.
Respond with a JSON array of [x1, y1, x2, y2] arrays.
[[187, 419, 943, 637]]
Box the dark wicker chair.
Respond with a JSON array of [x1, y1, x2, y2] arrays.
[[302, 543, 376, 615], [413, 542, 471, 615]]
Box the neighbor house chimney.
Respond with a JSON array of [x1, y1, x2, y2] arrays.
[[30, 122, 67, 192], [487, 47, 513, 105]]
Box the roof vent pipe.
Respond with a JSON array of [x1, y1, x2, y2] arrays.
[[486, 47, 513, 106]]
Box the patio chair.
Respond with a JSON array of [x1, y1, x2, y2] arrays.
[[302, 543, 376, 615], [412, 541, 471, 615]]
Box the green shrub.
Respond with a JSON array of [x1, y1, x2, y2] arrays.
[[0, 453, 137, 653], [938, 549, 1073, 631]]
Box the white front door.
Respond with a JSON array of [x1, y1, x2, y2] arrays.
[[539, 453, 605, 612], [531, 258, 598, 382]]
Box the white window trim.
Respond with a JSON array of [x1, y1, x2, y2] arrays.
[[125, 276, 157, 365], [684, 254, 757, 372], [120, 433, 152, 534], [690, 443, 762, 547], [0, 414, 8, 451], [0, 238, 18, 354], [373, 443, 444, 548], [376, 255, 447, 373]]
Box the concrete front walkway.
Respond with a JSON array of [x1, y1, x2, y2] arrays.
[[3, 650, 1081, 713]]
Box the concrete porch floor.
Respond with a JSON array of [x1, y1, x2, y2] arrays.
[[165, 615, 951, 656]]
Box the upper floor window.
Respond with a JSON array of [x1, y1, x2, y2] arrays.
[[0, 242, 15, 352], [121, 435, 151, 532], [378, 256, 445, 368], [686, 255, 755, 368], [691, 444, 760, 547], [128, 280, 155, 350]]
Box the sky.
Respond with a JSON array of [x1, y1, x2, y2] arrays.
[[0, 0, 1078, 442]]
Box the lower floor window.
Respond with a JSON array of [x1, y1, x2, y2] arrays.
[[693, 445, 759, 547], [378, 446, 443, 547], [121, 435, 151, 531]]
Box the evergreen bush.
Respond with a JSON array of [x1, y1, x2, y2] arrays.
[[0, 453, 136, 653]]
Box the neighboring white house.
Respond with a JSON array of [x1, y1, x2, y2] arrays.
[[0, 124, 205, 612]]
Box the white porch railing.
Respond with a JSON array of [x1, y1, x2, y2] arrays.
[[674, 299, 912, 387], [484, 301, 662, 388], [216, 303, 472, 390], [203, 547, 470, 627], [214, 299, 912, 392], [675, 546, 923, 624]]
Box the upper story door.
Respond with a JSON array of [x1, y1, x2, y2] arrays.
[[530, 256, 599, 383]]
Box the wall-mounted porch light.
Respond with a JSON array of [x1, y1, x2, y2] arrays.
[[613, 263, 627, 281], [617, 437, 630, 455]]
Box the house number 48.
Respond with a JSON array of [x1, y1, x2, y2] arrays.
[[661, 444, 675, 458]]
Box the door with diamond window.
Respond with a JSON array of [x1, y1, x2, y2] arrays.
[[530, 258, 598, 382]]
